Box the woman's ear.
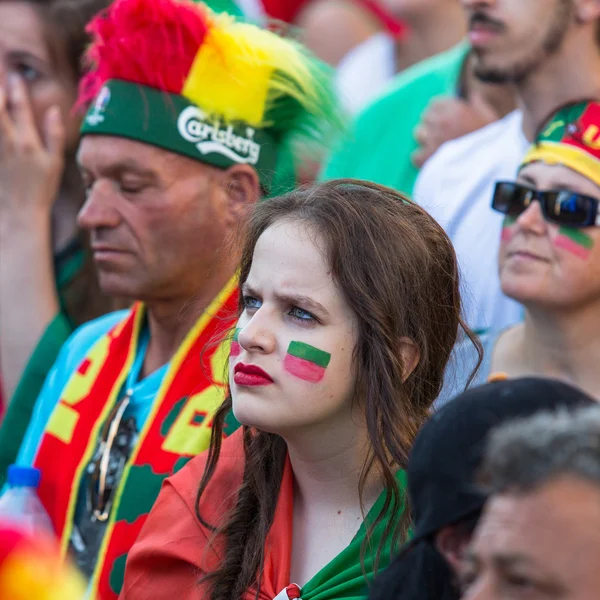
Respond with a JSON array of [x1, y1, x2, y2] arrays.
[[221, 164, 261, 225], [398, 337, 420, 381], [435, 525, 473, 574]]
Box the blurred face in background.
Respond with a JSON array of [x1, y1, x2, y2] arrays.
[[461, 0, 574, 83], [380, 0, 459, 20], [0, 1, 80, 153], [461, 476, 600, 600], [498, 161, 600, 311]]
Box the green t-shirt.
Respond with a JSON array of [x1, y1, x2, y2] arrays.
[[321, 42, 469, 197], [199, 0, 244, 16]]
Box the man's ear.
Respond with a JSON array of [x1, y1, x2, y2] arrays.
[[221, 164, 261, 225], [398, 337, 420, 381], [575, 0, 600, 23]]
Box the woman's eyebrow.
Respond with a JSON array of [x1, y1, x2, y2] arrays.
[[275, 292, 330, 317], [242, 283, 329, 316]]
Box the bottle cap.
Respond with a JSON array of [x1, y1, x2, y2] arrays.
[[7, 465, 41, 488]]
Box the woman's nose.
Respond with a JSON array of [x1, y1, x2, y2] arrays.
[[515, 198, 547, 234], [237, 310, 277, 354]]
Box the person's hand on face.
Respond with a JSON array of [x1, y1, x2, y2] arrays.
[[412, 94, 499, 168], [0, 73, 65, 220]]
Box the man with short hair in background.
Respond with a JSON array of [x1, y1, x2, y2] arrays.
[[462, 405, 600, 599]]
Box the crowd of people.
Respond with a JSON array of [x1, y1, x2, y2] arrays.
[[1, 0, 600, 599]]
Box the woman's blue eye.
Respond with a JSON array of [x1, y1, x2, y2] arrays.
[[243, 295, 262, 310], [15, 64, 40, 82], [289, 306, 314, 321]]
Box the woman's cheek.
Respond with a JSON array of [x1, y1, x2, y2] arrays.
[[283, 340, 332, 384], [553, 226, 595, 261]]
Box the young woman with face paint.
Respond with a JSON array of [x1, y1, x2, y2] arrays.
[[121, 179, 480, 600], [486, 101, 600, 401]]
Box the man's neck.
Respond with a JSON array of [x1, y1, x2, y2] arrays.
[[517, 36, 600, 140], [516, 305, 600, 400], [395, 7, 466, 73], [141, 267, 236, 377]]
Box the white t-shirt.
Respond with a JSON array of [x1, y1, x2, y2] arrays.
[[413, 109, 528, 341], [335, 32, 396, 115]]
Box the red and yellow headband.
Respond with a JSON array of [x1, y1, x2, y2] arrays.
[[521, 101, 600, 188]]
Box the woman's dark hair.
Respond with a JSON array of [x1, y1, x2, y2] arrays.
[[196, 179, 482, 600], [28, 0, 112, 81], [368, 512, 481, 600]]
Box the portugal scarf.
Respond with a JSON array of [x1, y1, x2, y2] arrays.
[[33, 278, 239, 600]]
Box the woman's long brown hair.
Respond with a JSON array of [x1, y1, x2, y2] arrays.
[[196, 179, 482, 600]]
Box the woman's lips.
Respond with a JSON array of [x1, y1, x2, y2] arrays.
[[233, 363, 274, 387], [507, 250, 549, 262]]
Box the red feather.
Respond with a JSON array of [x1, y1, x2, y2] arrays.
[[261, 0, 407, 39], [79, 0, 211, 108], [260, 0, 308, 23]]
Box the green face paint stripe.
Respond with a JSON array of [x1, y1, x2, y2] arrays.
[[287, 341, 331, 369], [558, 226, 594, 250], [503, 216, 517, 227], [233, 328, 241, 341]]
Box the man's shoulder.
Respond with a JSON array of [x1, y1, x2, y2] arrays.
[[58, 309, 131, 373], [359, 42, 469, 119], [425, 110, 524, 169]]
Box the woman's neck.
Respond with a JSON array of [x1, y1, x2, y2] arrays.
[[502, 306, 600, 399], [286, 423, 374, 511], [285, 415, 384, 585]]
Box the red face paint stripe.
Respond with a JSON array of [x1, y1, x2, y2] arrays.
[[555, 235, 592, 260], [501, 216, 516, 242], [230, 328, 242, 357], [284, 354, 327, 383]]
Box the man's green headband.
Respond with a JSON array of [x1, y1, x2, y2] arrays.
[[80, 79, 279, 190]]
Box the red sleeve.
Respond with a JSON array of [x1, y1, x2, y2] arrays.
[[119, 479, 217, 600]]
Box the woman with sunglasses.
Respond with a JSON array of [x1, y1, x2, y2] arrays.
[[486, 101, 600, 399], [120, 179, 480, 600]]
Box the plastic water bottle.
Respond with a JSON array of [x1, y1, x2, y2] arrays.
[[0, 465, 54, 536]]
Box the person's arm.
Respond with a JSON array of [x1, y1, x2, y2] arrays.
[[0, 74, 66, 402], [120, 480, 215, 600]]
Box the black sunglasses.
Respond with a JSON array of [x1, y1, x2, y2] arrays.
[[491, 181, 600, 228]]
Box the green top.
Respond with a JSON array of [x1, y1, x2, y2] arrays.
[[321, 42, 469, 197], [200, 0, 244, 16], [0, 241, 85, 488], [302, 470, 408, 599]]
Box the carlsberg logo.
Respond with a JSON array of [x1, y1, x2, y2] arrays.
[[177, 106, 261, 165]]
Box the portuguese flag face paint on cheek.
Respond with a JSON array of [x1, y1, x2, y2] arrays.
[[501, 216, 517, 242], [555, 227, 594, 260], [284, 341, 331, 383], [230, 328, 241, 357]]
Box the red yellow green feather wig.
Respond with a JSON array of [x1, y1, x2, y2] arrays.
[[79, 0, 340, 191]]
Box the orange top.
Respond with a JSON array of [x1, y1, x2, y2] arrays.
[[120, 429, 295, 600]]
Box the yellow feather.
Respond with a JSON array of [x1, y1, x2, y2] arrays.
[[182, 12, 323, 127]]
